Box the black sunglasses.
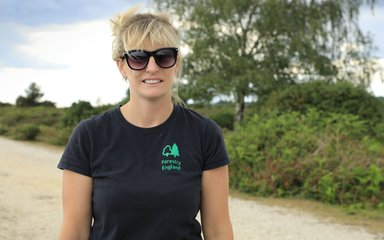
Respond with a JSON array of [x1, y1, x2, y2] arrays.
[[122, 47, 178, 70]]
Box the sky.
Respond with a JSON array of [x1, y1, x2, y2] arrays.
[[0, 1, 383, 107]]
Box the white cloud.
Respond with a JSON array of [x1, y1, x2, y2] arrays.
[[17, 21, 112, 66], [0, 20, 128, 107]]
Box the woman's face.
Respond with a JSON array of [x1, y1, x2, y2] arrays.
[[117, 41, 179, 103]]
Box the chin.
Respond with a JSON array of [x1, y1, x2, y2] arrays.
[[142, 92, 171, 102]]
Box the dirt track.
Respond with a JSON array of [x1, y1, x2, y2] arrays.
[[0, 136, 383, 240]]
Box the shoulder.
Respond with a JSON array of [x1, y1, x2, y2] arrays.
[[177, 106, 230, 169], [176, 106, 224, 143], [72, 107, 119, 136], [177, 105, 219, 129], [87, 106, 119, 125]]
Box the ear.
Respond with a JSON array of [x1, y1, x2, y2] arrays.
[[116, 59, 127, 78]]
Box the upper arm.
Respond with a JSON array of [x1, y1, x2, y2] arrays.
[[60, 170, 93, 240], [201, 165, 233, 240]]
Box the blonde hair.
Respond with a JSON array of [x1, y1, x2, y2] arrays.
[[111, 6, 184, 106]]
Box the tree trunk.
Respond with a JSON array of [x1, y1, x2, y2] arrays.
[[234, 95, 245, 124]]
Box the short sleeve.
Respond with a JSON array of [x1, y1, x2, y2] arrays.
[[57, 120, 92, 177], [202, 119, 230, 170]]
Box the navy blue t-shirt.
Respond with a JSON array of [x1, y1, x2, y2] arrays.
[[58, 105, 229, 240]]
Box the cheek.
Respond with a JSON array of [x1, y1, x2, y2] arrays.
[[166, 73, 176, 85], [168, 68, 178, 79], [126, 69, 141, 81]]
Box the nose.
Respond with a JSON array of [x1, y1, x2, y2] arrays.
[[145, 56, 160, 72]]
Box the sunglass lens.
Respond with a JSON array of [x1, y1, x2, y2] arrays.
[[155, 49, 176, 68], [127, 51, 148, 70]]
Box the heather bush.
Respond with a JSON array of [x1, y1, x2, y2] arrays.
[[15, 124, 40, 141]]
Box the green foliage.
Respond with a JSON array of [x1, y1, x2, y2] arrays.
[[0, 124, 7, 135], [15, 124, 40, 140], [0, 104, 113, 146], [61, 101, 95, 128], [261, 81, 384, 125], [226, 109, 384, 208], [0, 110, 24, 126], [16, 82, 47, 107], [210, 112, 234, 130], [38, 125, 73, 146], [15, 96, 29, 107], [0, 106, 64, 142], [189, 103, 236, 129], [373, 122, 384, 142], [155, 0, 380, 122], [0, 102, 12, 107], [318, 173, 338, 203], [54, 128, 74, 145], [39, 100, 56, 107], [0, 106, 62, 127]]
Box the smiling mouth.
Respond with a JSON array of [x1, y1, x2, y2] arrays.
[[142, 80, 163, 84]]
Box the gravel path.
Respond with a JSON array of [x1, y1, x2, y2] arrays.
[[0, 136, 383, 240]]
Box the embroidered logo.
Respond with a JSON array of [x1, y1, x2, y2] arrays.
[[161, 143, 181, 171]]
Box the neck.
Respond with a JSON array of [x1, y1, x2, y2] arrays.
[[121, 98, 174, 128]]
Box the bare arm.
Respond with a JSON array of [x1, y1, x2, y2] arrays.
[[201, 165, 234, 240], [59, 170, 93, 240]]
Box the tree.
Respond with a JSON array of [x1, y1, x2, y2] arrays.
[[0, 102, 12, 107], [16, 82, 44, 107], [15, 96, 29, 107], [39, 100, 56, 107], [154, 0, 381, 122]]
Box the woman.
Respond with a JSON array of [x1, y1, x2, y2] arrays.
[[58, 6, 233, 240]]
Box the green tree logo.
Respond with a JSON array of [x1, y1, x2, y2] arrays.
[[162, 143, 180, 158]]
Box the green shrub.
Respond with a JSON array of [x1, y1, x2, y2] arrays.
[[190, 104, 236, 130], [61, 101, 95, 127], [0, 124, 8, 135], [15, 124, 40, 140], [38, 125, 72, 146], [260, 81, 384, 135], [0, 111, 25, 126], [52, 127, 73, 145], [226, 109, 384, 208], [0, 106, 62, 127], [374, 122, 384, 142], [210, 112, 234, 130]]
